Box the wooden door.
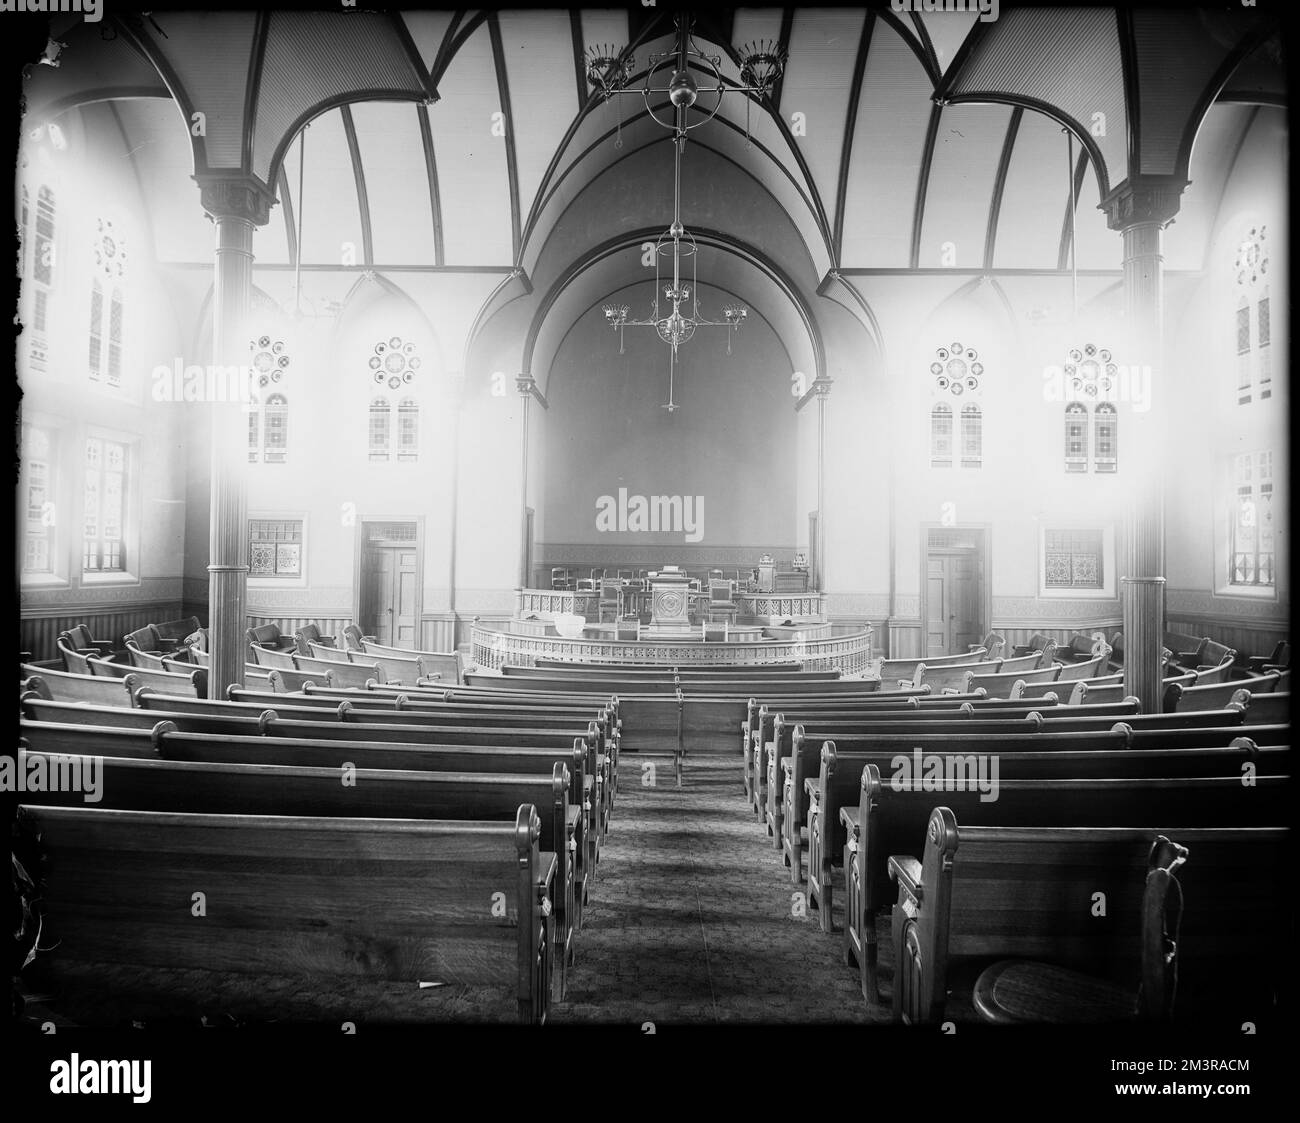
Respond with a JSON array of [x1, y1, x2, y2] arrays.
[[362, 545, 418, 647], [925, 551, 982, 656]]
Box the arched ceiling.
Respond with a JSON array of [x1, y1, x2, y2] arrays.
[[24, 5, 1287, 284]]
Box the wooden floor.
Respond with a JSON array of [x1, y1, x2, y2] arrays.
[[553, 755, 885, 1025]]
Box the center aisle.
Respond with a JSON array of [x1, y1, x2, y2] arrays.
[[553, 757, 888, 1024]]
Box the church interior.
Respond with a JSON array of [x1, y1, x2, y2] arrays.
[[10, 2, 1292, 1049]]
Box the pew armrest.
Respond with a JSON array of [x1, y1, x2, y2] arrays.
[[780, 757, 794, 777], [804, 778, 818, 798], [839, 806, 859, 834], [888, 856, 923, 901]]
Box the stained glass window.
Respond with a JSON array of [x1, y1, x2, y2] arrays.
[[22, 424, 53, 573], [397, 398, 419, 461], [1234, 224, 1268, 407], [1045, 529, 1103, 589], [1094, 404, 1117, 473], [263, 394, 288, 464], [369, 397, 391, 461], [1230, 452, 1274, 588], [83, 435, 126, 572], [930, 404, 952, 468], [249, 519, 303, 578], [1064, 404, 1088, 473], [960, 404, 981, 469]]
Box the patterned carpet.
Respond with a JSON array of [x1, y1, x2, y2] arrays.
[[553, 754, 890, 1025]]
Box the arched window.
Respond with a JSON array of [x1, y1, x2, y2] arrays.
[[1094, 404, 1117, 473], [960, 404, 982, 469], [1233, 224, 1268, 405], [263, 394, 288, 463], [930, 404, 952, 468], [397, 398, 419, 461], [24, 184, 55, 372], [367, 336, 422, 463], [369, 397, 391, 461], [89, 217, 127, 386], [1064, 404, 1088, 473], [1230, 451, 1274, 588]]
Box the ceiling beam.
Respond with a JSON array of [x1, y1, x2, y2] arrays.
[[832, 11, 875, 266], [339, 105, 373, 267], [907, 10, 941, 81], [1057, 145, 1091, 272], [878, 7, 945, 85], [417, 105, 446, 267], [241, 10, 271, 173], [569, 11, 590, 114], [488, 12, 523, 265], [769, 8, 795, 113], [386, 10, 441, 103], [276, 164, 297, 268], [983, 106, 1022, 270], [1115, 7, 1141, 178], [909, 102, 943, 269]]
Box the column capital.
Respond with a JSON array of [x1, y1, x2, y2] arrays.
[[1100, 175, 1187, 232], [195, 174, 277, 226], [795, 374, 834, 412], [516, 373, 548, 409]]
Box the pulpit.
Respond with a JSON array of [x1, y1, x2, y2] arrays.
[[649, 572, 691, 629]]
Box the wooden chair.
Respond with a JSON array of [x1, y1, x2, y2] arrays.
[[706, 578, 739, 624], [123, 625, 164, 656], [63, 624, 116, 656], [245, 623, 295, 652], [597, 579, 623, 624], [1010, 632, 1053, 658], [154, 615, 202, 646], [1243, 640, 1290, 675], [294, 623, 337, 654], [967, 632, 1005, 660], [551, 567, 571, 590], [341, 623, 376, 652]]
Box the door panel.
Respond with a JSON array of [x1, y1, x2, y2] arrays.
[[924, 544, 984, 657], [394, 549, 418, 646]]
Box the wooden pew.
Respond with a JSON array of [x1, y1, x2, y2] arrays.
[[1054, 650, 1111, 681], [18, 749, 579, 998], [55, 633, 98, 675], [18, 720, 599, 916], [1232, 690, 1290, 725], [20, 666, 141, 707], [292, 655, 386, 689], [356, 638, 460, 684], [1166, 670, 1282, 713], [1011, 672, 1121, 700], [16, 803, 555, 1024], [86, 657, 205, 699], [834, 750, 1290, 1000], [964, 664, 1060, 697], [888, 809, 1288, 1024], [875, 649, 990, 690], [305, 641, 353, 663], [250, 644, 298, 670], [772, 722, 1289, 875], [908, 660, 1002, 694], [254, 667, 335, 692], [994, 649, 1055, 674]]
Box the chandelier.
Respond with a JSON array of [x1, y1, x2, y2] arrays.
[[588, 16, 786, 411]]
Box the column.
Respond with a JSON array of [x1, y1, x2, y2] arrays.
[[197, 175, 274, 700], [516, 374, 547, 589], [1102, 176, 1185, 714], [813, 376, 833, 593]]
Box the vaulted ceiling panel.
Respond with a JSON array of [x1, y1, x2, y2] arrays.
[[914, 9, 982, 77], [286, 108, 364, 266], [110, 98, 214, 264], [992, 108, 1074, 270], [252, 10, 428, 185], [941, 5, 1128, 195], [839, 18, 933, 268], [918, 103, 1013, 271], [779, 8, 869, 210], [500, 10, 584, 226], [399, 8, 459, 74], [349, 101, 438, 266], [22, 17, 170, 119], [427, 23, 514, 265]]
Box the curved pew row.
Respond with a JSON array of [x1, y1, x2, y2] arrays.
[[16, 749, 578, 1001], [770, 722, 1289, 879], [18, 720, 603, 928], [830, 746, 1291, 1002], [16, 803, 556, 1025], [887, 810, 1289, 1025]]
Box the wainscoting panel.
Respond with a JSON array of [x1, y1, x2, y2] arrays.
[[21, 602, 185, 662]]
